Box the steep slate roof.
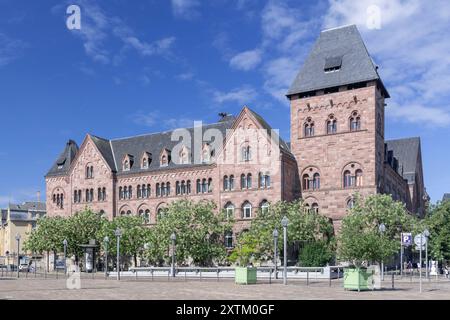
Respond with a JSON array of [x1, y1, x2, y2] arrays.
[[287, 24, 389, 97], [110, 118, 236, 175], [385, 137, 421, 184], [9, 202, 46, 212], [46, 140, 79, 177], [90, 135, 117, 172]]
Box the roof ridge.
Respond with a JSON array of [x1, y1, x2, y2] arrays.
[[321, 24, 356, 33], [110, 118, 236, 142]]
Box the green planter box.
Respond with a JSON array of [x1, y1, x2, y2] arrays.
[[235, 267, 257, 285], [343, 268, 373, 291]]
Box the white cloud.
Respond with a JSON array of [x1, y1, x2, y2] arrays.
[[322, 0, 450, 126], [387, 104, 450, 127], [229, 49, 262, 71], [175, 72, 194, 80], [0, 33, 27, 67], [131, 111, 195, 129], [212, 86, 258, 105], [60, 1, 176, 64], [171, 0, 200, 19], [0, 196, 15, 207], [131, 111, 159, 127]]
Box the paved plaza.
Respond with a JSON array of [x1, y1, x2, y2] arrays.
[[1, 276, 450, 300]]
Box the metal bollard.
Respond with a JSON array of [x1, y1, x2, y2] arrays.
[[307, 270, 309, 286], [329, 268, 332, 287], [392, 273, 395, 289]]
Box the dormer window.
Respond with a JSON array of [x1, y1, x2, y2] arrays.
[[123, 154, 134, 171], [86, 165, 94, 179], [141, 152, 152, 169], [324, 56, 342, 73], [241, 145, 251, 162], [160, 149, 171, 167], [202, 143, 211, 164], [179, 146, 190, 165]]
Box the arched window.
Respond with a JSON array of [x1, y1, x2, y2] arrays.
[[90, 189, 94, 202], [349, 111, 361, 131], [241, 174, 246, 189], [126, 210, 132, 216], [242, 202, 252, 219], [147, 184, 151, 198], [347, 198, 355, 210], [119, 187, 123, 200], [157, 208, 166, 221], [246, 173, 252, 189], [166, 182, 171, 196], [343, 170, 353, 188], [327, 115, 337, 134], [128, 186, 133, 199], [225, 232, 233, 248], [242, 145, 251, 161], [229, 175, 234, 190], [260, 200, 270, 215], [123, 160, 130, 171], [259, 172, 265, 188], [223, 175, 229, 191], [78, 190, 82, 203], [144, 209, 150, 224], [102, 188, 106, 201], [137, 185, 142, 198], [304, 118, 315, 137], [202, 179, 207, 193], [312, 173, 320, 190], [74, 190, 78, 203], [196, 179, 201, 194], [120, 210, 126, 216], [142, 158, 148, 168], [311, 203, 319, 213], [156, 183, 161, 197], [98, 188, 102, 201], [53, 194, 56, 203], [181, 180, 186, 195], [186, 180, 191, 194], [355, 169, 363, 186], [176, 181, 180, 195], [225, 202, 235, 219], [208, 178, 213, 193], [85, 189, 89, 203], [302, 174, 310, 190]]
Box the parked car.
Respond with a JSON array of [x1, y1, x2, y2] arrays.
[[55, 260, 65, 270]]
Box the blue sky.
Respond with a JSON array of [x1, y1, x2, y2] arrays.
[[0, 0, 449, 206]]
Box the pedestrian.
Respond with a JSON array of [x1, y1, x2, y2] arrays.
[[445, 264, 449, 279]]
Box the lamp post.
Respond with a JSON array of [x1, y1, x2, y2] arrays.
[[378, 223, 386, 281], [273, 229, 279, 280], [170, 233, 177, 277], [114, 229, 122, 281], [63, 239, 68, 276], [424, 229, 430, 279], [15, 234, 21, 278], [104, 236, 109, 278], [281, 216, 289, 285]]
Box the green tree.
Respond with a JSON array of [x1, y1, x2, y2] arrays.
[[298, 241, 333, 267], [98, 215, 150, 268], [424, 200, 450, 262], [64, 209, 107, 263], [338, 194, 417, 267], [144, 200, 233, 266], [24, 216, 67, 270], [230, 200, 335, 265]]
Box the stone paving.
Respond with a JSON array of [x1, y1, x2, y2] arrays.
[[1, 276, 450, 300]]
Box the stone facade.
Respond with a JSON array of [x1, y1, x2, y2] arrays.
[[46, 25, 427, 239]]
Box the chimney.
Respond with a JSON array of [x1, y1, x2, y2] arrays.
[[37, 191, 41, 203]]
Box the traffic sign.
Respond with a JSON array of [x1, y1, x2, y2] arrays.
[[415, 245, 425, 251], [401, 233, 412, 246], [414, 234, 427, 246]]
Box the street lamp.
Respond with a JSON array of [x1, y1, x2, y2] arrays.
[[15, 234, 21, 278], [424, 229, 430, 279], [378, 223, 386, 281], [273, 229, 279, 280], [170, 233, 177, 278], [114, 229, 122, 281], [281, 216, 289, 285], [104, 236, 109, 278], [63, 239, 68, 275]]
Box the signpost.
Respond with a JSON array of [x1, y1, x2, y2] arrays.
[[414, 233, 427, 293], [401, 233, 412, 277]]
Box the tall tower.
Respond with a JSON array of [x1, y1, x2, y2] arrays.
[[287, 25, 389, 229]]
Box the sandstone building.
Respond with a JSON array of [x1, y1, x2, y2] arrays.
[[45, 25, 427, 241]]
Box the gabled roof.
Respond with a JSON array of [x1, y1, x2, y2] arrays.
[[245, 107, 292, 154], [385, 137, 421, 184], [287, 24, 389, 97], [90, 135, 116, 172], [46, 140, 79, 177]]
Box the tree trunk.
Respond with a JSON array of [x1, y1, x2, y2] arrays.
[[46, 251, 49, 273], [134, 254, 137, 268], [53, 250, 56, 271]]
